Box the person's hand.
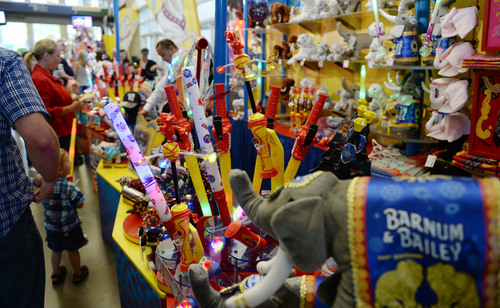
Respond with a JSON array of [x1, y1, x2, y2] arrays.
[[138, 109, 149, 117], [33, 178, 57, 203], [72, 99, 88, 113]]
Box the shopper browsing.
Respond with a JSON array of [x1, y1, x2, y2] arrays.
[[139, 39, 183, 118], [0, 47, 60, 307], [36, 148, 89, 285], [23, 38, 88, 151]]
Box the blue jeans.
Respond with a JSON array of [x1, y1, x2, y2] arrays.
[[0, 207, 45, 307]]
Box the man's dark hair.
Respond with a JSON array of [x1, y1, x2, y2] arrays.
[[156, 39, 177, 50], [141, 48, 149, 54]]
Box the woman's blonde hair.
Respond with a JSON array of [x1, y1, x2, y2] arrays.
[[78, 51, 88, 66], [22, 39, 58, 72]]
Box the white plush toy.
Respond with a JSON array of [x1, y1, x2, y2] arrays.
[[299, 77, 315, 89], [289, 0, 317, 22], [365, 22, 387, 63], [287, 33, 315, 65], [327, 43, 351, 62], [320, 0, 344, 17], [311, 42, 331, 67], [367, 83, 389, 121]]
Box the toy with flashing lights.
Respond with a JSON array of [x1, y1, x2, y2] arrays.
[[183, 66, 232, 226], [104, 103, 171, 223], [419, 0, 443, 57]]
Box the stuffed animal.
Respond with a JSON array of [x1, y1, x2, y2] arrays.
[[319, 0, 343, 18], [332, 77, 359, 118], [337, 22, 372, 60], [287, 33, 315, 65], [311, 42, 331, 67], [281, 40, 293, 59], [327, 43, 351, 62], [289, 0, 317, 22], [338, 0, 361, 14], [270, 2, 291, 24], [365, 21, 387, 63], [188, 170, 500, 308], [299, 77, 315, 89], [288, 35, 299, 53], [280, 77, 295, 101], [379, 0, 419, 64]]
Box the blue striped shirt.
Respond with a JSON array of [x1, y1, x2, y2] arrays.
[[42, 176, 85, 234], [0, 47, 49, 238]]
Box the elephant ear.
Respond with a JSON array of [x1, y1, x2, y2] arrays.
[[390, 25, 405, 38], [270, 196, 327, 273]]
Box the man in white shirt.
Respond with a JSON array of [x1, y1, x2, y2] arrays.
[[139, 39, 185, 118]]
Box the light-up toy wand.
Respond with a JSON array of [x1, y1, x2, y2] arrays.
[[182, 66, 232, 227], [104, 103, 171, 222], [419, 0, 443, 57], [371, 0, 387, 59]]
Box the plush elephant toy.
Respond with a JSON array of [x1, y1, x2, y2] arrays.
[[188, 169, 500, 308], [336, 22, 371, 60]]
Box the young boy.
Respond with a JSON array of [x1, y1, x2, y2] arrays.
[[35, 148, 89, 284]]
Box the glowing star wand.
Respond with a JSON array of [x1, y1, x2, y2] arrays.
[[104, 103, 171, 222], [284, 93, 328, 183], [420, 0, 443, 57], [182, 66, 232, 227]]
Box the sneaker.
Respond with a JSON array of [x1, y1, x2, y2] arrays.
[[72, 265, 89, 284], [51, 266, 67, 285]]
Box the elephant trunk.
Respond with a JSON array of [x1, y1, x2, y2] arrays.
[[336, 22, 348, 39], [225, 246, 294, 308], [341, 77, 357, 97]]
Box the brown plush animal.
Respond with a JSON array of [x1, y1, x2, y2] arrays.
[[270, 2, 291, 24], [280, 77, 295, 101], [282, 40, 293, 59], [288, 35, 298, 53], [273, 45, 284, 59]]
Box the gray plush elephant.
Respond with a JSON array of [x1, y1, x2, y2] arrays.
[[379, 0, 419, 64], [189, 170, 352, 308], [336, 22, 371, 60], [187, 169, 499, 308]]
